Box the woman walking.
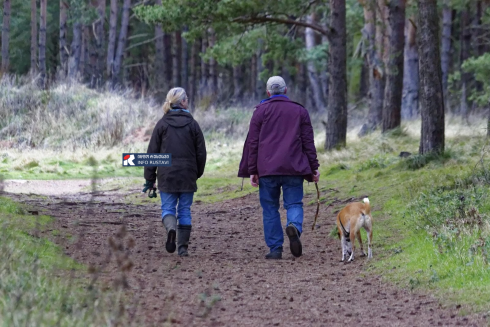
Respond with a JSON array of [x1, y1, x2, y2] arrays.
[[143, 87, 207, 256]]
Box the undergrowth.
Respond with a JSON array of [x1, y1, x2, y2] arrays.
[[0, 197, 141, 326]]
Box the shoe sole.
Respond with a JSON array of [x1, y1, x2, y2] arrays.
[[265, 253, 282, 260], [286, 226, 302, 257], [166, 230, 176, 253]]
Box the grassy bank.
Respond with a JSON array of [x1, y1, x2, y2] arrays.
[[310, 118, 490, 314], [0, 197, 138, 326]]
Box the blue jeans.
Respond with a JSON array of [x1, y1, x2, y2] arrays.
[[160, 192, 194, 225], [259, 175, 304, 252]]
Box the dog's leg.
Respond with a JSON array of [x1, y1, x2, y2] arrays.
[[348, 231, 355, 262], [340, 236, 346, 262], [357, 230, 366, 257], [367, 228, 373, 259]]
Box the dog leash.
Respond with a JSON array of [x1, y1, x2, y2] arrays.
[[311, 183, 320, 230]]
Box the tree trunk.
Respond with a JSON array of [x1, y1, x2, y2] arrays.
[[373, 0, 388, 119], [107, 0, 118, 78], [358, 0, 377, 136], [68, 23, 82, 79], [417, 0, 445, 154], [320, 31, 329, 105], [233, 65, 242, 101], [297, 63, 307, 107], [440, 0, 452, 103], [473, 1, 484, 94], [305, 13, 327, 112], [112, 0, 131, 87], [59, 0, 69, 77], [93, 0, 106, 87], [81, 25, 90, 81], [325, 0, 347, 150], [359, 56, 369, 99], [360, 0, 387, 135], [189, 39, 199, 105], [182, 29, 189, 92], [208, 29, 218, 101], [172, 31, 182, 87], [88, 26, 97, 86], [401, 18, 419, 119], [30, 0, 37, 73], [256, 40, 265, 99], [475, 1, 485, 57], [39, 0, 47, 87], [460, 7, 471, 117], [200, 34, 209, 99], [154, 4, 166, 99], [2, 0, 11, 72], [164, 33, 172, 88], [382, 0, 405, 132], [251, 54, 257, 100]]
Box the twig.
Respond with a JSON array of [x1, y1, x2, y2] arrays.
[[233, 15, 331, 39]]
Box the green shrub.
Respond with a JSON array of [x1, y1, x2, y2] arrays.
[[401, 150, 455, 170], [357, 155, 397, 171]]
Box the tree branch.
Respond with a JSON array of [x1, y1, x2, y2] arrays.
[[233, 15, 331, 40]]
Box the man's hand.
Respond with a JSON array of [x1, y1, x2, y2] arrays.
[[250, 175, 259, 187], [313, 170, 320, 183]]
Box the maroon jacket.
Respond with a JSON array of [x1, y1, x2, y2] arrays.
[[238, 97, 319, 182]]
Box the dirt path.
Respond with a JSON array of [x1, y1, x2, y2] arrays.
[[5, 184, 487, 327]]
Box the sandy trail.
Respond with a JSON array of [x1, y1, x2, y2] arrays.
[[3, 180, 487, 326], [3, 179, 93, 195]]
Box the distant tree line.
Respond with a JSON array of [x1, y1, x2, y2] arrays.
[[1, 0, 490, 153]]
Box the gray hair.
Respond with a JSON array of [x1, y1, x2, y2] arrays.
[[268, 85, 287, 95]]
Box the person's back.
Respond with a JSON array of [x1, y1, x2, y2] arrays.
[[238, 76, 320, 260], [144, 87, 206, 257], [151, 110, 205, 193], [248, 96, 315, 179]]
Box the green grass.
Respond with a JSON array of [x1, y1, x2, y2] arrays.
[[310, 129, 490, 314], [0, 197, 136, 326], [3, 114, 490, 315]]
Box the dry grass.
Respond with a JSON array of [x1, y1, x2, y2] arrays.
[[314, 115, 488, 168], [0, 75, 161, 149]]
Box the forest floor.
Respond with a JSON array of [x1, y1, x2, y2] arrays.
[[4, 179, 488, 327]]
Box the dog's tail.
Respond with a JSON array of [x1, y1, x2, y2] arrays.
[[363, 197, 371, 215]]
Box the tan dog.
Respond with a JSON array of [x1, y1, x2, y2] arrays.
[[336, 198, 373, 262]]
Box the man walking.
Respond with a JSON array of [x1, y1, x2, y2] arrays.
[[238, 76, 320, 259]]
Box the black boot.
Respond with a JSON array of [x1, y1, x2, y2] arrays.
[[265, 247, 283, 260], [286, 224, 302, 257], [162, 214, 177, 253], [177, 225, 192, 257]]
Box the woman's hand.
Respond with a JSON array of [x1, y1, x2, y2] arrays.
[[142, 180, 156, 193]]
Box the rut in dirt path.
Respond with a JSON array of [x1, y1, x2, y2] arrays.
[[6, 187, 487, 327]]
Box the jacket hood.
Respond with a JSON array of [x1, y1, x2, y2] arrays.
[[163, 110, 193, 128]]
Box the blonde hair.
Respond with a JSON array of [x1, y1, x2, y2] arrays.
[[163, 87, 187, 114]]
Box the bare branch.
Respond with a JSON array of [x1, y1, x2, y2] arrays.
[[125, 36, 158, 51], [233, 15, 331, 40]]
